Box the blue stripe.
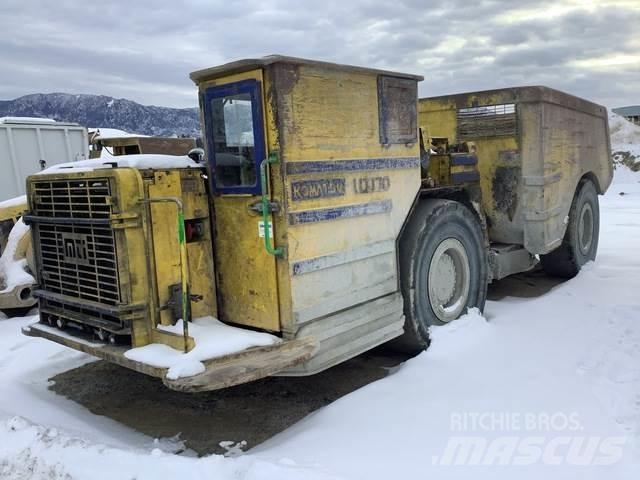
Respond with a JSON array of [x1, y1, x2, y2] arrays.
[[286, 157, 419, 175], [450, 154, 477, 166], [451, 171, 480, 184], [289, 199, 392, 225]]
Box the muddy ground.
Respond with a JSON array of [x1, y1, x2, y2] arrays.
[[49, 268, 562, 456]]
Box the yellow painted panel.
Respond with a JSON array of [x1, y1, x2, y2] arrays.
[[148, 171, 182, 327], [286, 168, 418, 260], [419, 95, 521, 243], [213, 196, 279, 331], [263, 70, 294, 333], [270, 63, 421, 323], [283, 66, 413, 161]]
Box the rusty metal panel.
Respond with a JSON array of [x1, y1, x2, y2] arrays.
[[378, 76, 418, 145]]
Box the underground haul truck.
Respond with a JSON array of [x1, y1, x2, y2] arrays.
[[22, 56, 612, 391]]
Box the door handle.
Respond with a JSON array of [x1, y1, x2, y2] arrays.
[[248, 200, 280, 215], [260, 153, 285, 258]]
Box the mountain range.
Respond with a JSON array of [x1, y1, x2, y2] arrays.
[[0, 93, 201, 137]]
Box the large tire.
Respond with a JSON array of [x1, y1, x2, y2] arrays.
[[540, 179, 599, 279], [394, 199, 488, 353]]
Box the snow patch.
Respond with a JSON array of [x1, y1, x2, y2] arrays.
[[427, 307, 491, 356], [89, 127, 144, 139], [610, 113, 640, 155], [0, 417, 337, 480], [0, 195, 27, 210], [219, 440, 248, 457], [38, 154, 203, 174], [0, 219, 34, 294], [0, 117, 57, 125], [124, 316, 281, 380]]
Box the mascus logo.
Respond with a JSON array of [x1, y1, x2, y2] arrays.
[[61, 233, 91, 266]]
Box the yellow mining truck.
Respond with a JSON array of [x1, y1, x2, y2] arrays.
[[22, 56, 612, 391]]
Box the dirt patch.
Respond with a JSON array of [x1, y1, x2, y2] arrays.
[[49, 347, 408, 456]]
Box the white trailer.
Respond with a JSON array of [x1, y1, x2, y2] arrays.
[[0, 117, 88, 201]]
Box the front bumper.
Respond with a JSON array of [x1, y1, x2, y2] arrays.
[[23, 322, 316, 392]]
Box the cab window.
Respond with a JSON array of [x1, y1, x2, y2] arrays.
[[203, 79, 265, 194]]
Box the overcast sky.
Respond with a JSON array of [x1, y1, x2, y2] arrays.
[[1, 0, 638, 109]]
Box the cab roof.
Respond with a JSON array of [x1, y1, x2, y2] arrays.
[[190, 55, 424, 84]]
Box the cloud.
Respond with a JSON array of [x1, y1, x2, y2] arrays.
[[0, 0, 638, 108]]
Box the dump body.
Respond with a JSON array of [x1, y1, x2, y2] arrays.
[[419, 87, 612, 254], [0, 118, 89, 201]]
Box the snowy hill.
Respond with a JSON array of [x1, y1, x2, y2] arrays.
[[0, 93, 200, 138]]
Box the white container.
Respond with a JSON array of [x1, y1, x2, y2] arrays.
[[0, 117, 88, 201]]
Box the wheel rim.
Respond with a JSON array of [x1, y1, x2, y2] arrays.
[[578, 202, 594, 254], [427, 238, 471, 322]]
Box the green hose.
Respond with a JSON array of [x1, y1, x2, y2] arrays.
[[260, 153, 284, 257]]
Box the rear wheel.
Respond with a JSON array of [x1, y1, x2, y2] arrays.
[[540, 179, 600, 278], [394, 199, 488, 353]]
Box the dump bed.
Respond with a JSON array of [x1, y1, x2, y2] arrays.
[[419, 86, 612, 254]]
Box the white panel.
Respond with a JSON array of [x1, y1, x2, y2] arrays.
[[39, 128, 69, 167], [12, 128, 42, 185], [0, 128, 20, 201], [67, 129, 89, 161]]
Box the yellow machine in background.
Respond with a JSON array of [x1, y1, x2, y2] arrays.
[[89, 133, 197, 159], [0, 199, 26, 255], [0, 198, 36, 312], [22, 56, 612, 391]]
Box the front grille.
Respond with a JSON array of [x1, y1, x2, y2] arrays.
[[32, 178, 112, 219], [30, 177, 125, 335], [37, 223, 120, 305]]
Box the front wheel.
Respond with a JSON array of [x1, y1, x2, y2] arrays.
[[540, 179, 600, 279], [394, 199, 488, 353]]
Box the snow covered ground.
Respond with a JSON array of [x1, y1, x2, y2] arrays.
[[1, 168, 639, 476]]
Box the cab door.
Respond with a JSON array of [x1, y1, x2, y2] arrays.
[[202, 74, 280, 331]]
